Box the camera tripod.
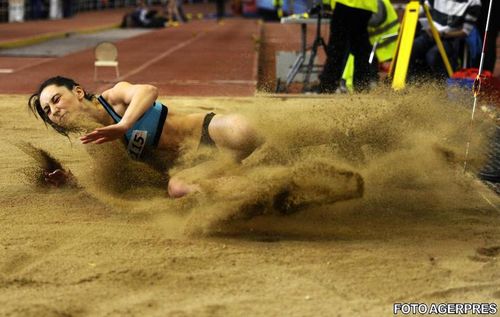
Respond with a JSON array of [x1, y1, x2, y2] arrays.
[[276, 3, 330, 93], [302, 2, 329, 92]]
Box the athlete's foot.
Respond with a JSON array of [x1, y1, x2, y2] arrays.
[[272, 160, 364, 214]]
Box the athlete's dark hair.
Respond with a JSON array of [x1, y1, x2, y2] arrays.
[[28, 76, 94, 137]]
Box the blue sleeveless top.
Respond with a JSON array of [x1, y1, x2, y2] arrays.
[[97, 95, 168, 159]]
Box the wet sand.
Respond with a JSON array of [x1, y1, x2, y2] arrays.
[[1, 89, 499, 316]]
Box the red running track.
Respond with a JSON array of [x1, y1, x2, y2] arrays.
[[0, 12, 261, 96]]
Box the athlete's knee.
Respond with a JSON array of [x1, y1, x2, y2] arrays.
[[225, 114, 263, 151]]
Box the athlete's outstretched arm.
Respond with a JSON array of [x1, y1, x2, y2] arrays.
[[80, 81, 158, 144]]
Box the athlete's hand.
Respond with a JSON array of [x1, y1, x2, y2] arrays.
[[80, 123, 129, 144]]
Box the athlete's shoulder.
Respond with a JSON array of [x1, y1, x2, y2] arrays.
[[100, 81, 133, 105]]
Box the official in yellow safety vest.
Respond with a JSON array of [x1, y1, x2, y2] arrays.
[[368, 0, 399, 63], [317, 0, 379, 93], [321, 0, 377, 12], [342, 0, 400, 91]]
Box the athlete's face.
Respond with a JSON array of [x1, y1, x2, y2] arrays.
[[39, 84, 86, 125]]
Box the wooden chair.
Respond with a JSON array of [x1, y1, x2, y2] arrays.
[[94, 42, 120, 81]]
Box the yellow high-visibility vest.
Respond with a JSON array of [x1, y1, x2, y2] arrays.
[[323, 0, 378, 13], [368, 0, 400, 62], [340, 0, 399, 91]]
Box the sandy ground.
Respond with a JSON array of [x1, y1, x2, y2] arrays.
[[1, 89, 500, 317]]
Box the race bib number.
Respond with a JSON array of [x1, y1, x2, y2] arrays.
[[127, 130, 148, 159]]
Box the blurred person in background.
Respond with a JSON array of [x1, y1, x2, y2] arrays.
[[340, 0, 400, 92], [121, 0, 168, 28], [165, 0, 187, 25], [409, 0, 481, 79], [62, 0, 74, 18], [216, 0, 226, 21], [474, 0, 499, 74], [30, 0, 44, 19], [317, 0, 379, 93]]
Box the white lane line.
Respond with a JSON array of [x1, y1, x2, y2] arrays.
[[0, 57, 55, 74], [118, 25, 220, 81], [150, 79, 257, 85]]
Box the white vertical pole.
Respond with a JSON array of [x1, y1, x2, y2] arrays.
[[50, 0, 63, 19], [463, 0, 494, 172]]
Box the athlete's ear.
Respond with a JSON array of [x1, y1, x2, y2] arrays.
[[73, 85, 85, 100]]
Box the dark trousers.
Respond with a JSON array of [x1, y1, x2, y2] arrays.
[[62, 0, 74, 18], [481, 28, 499, 72], [319, 3, 375, 92], [409, 32, 460, 78], [31, 0, 44, 19], [477, 0, 499, 72], [216, 0, 225, 19]]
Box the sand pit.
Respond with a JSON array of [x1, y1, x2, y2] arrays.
[[1, 87, 499, 316]]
